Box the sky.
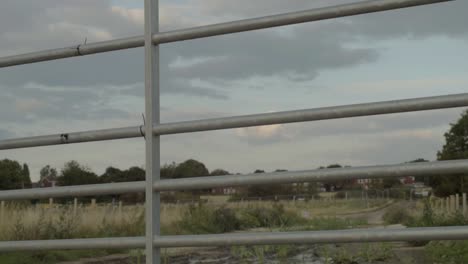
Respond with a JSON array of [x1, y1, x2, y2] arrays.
[[0, 0, 467, 181]]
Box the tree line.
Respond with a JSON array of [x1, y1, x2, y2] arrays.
[[2, 110, 468, 198]]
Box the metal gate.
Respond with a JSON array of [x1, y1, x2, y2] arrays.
[[0, 0, 465, 263]]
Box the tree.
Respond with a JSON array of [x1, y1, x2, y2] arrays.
[[432, 111, 468, 196], [57, 161, 98, 186], [0, 159, 28, 190], [40, 165, 58, 181], [100, 166, 123, 183], [161, 162, 176, 179], [21, 164, 31, 188], [210, 169, 230, 176], [173, 159, 209, 179]]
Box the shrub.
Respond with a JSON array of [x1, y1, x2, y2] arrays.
[[382, 205, 413, 225], [175, 204, 241, 234]]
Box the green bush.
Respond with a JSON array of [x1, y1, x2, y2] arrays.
[[382, 205, 413, 225], [174, 203, 307, 234], [427, 240, 468, 264], [175, 204, 241, 234]]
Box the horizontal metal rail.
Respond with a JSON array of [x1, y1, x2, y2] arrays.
[[0, 0, 452, 68], [1, 93, 467, 150], [0, 159, 466, 201], [1, 226, 468, 252]]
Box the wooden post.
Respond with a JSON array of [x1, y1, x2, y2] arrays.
[[345, 192, 348, 200], [456, 194, 460, 211], [73, 198, 78, 215], [446, 197, 450, 213], [91, 198, 96, 208], [119, 200, 123, 216], [0, 201, 4, 220], [463, 193, 467, 216], [49, 198, 54, 207], [366, 191, 369, 208], [450, 195, 456, 213]]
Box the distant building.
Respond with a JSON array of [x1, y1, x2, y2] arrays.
[[211, 186, 244, 195], [400, 176, 415, 185]]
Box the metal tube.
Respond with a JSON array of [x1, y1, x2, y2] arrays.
[[155, 226, 468, 247], [1, 93, 468, 150], [0, 181, 144, 201], [153, 0, 453, 44], [153, 93, 468, 135], [0, 237, 144, 252], [1, 159, 466, 201], [2, 226, 468, 251], [144, 0, 161, 262], [155, 159, 468, 191], [0, 126, 141, 150], [0, 0, 452, 68]]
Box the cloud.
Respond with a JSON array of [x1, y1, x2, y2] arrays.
[[0, 129, 13, 140]]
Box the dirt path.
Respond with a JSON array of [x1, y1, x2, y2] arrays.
[[337, 201, 398, 225]]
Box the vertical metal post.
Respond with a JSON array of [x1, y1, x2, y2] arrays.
[[145, 0, 160, 263]]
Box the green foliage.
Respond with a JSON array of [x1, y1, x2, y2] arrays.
[[426, 240, 468, 264], [57, 160, 98, 186], [383, 205, 413, 225], [210, 168, 230, 176], [39, 165, 58, 181], [100, 166, 145, 183], [173, 159, 209, 179], [175, 204, 241, 234], [174, 203, 307, 235], [433, 110, 468, 196], [305, 217, 367, 231], [0, 159, 30, 190]]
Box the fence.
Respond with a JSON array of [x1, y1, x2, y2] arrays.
[[0, 0, 465, 263]]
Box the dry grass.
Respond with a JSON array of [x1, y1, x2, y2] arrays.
[[0, 198, 388, 241]]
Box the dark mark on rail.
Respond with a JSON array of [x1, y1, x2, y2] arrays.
[[60, 134, 69, 143]]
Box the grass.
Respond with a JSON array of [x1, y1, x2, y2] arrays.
[[0, 198, 378, 263]]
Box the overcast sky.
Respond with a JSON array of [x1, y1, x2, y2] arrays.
[[0, 0, 467, 181]]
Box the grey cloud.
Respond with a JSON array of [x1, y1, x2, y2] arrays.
[[0, 129, 13, 140], [0, 82, 130, 124]]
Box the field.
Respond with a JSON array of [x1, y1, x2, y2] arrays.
[[1, 196, 465, 263]]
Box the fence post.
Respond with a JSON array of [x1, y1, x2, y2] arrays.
[[91, 198, 96, 208], [0, 201, 4, 219], [446, 197, 450, 213], [49, 198, 54, 207], [73, 198, 78, 215], [119, 200, 123, 217], [455, 194, 460, 211], [463, 193, 467, 216], [450, 195, 455, 213], [345, 192, 348, 200]]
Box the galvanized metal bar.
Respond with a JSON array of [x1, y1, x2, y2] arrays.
[[0, 237, 144, 252], [153, 159, 468, 191], [1, 93, 468, 150], [152, 0, 453, 44], [0, 36, 143, 68], [144, 0, 161, 262], [152, 92, 468, 135], [0, 181, 144, 201], [154, 226, 468, 247], [2, 226, 468, 252], [0, 126, 141, 150], [0, 0, 452, 68], [1, 159, 467, 201]]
